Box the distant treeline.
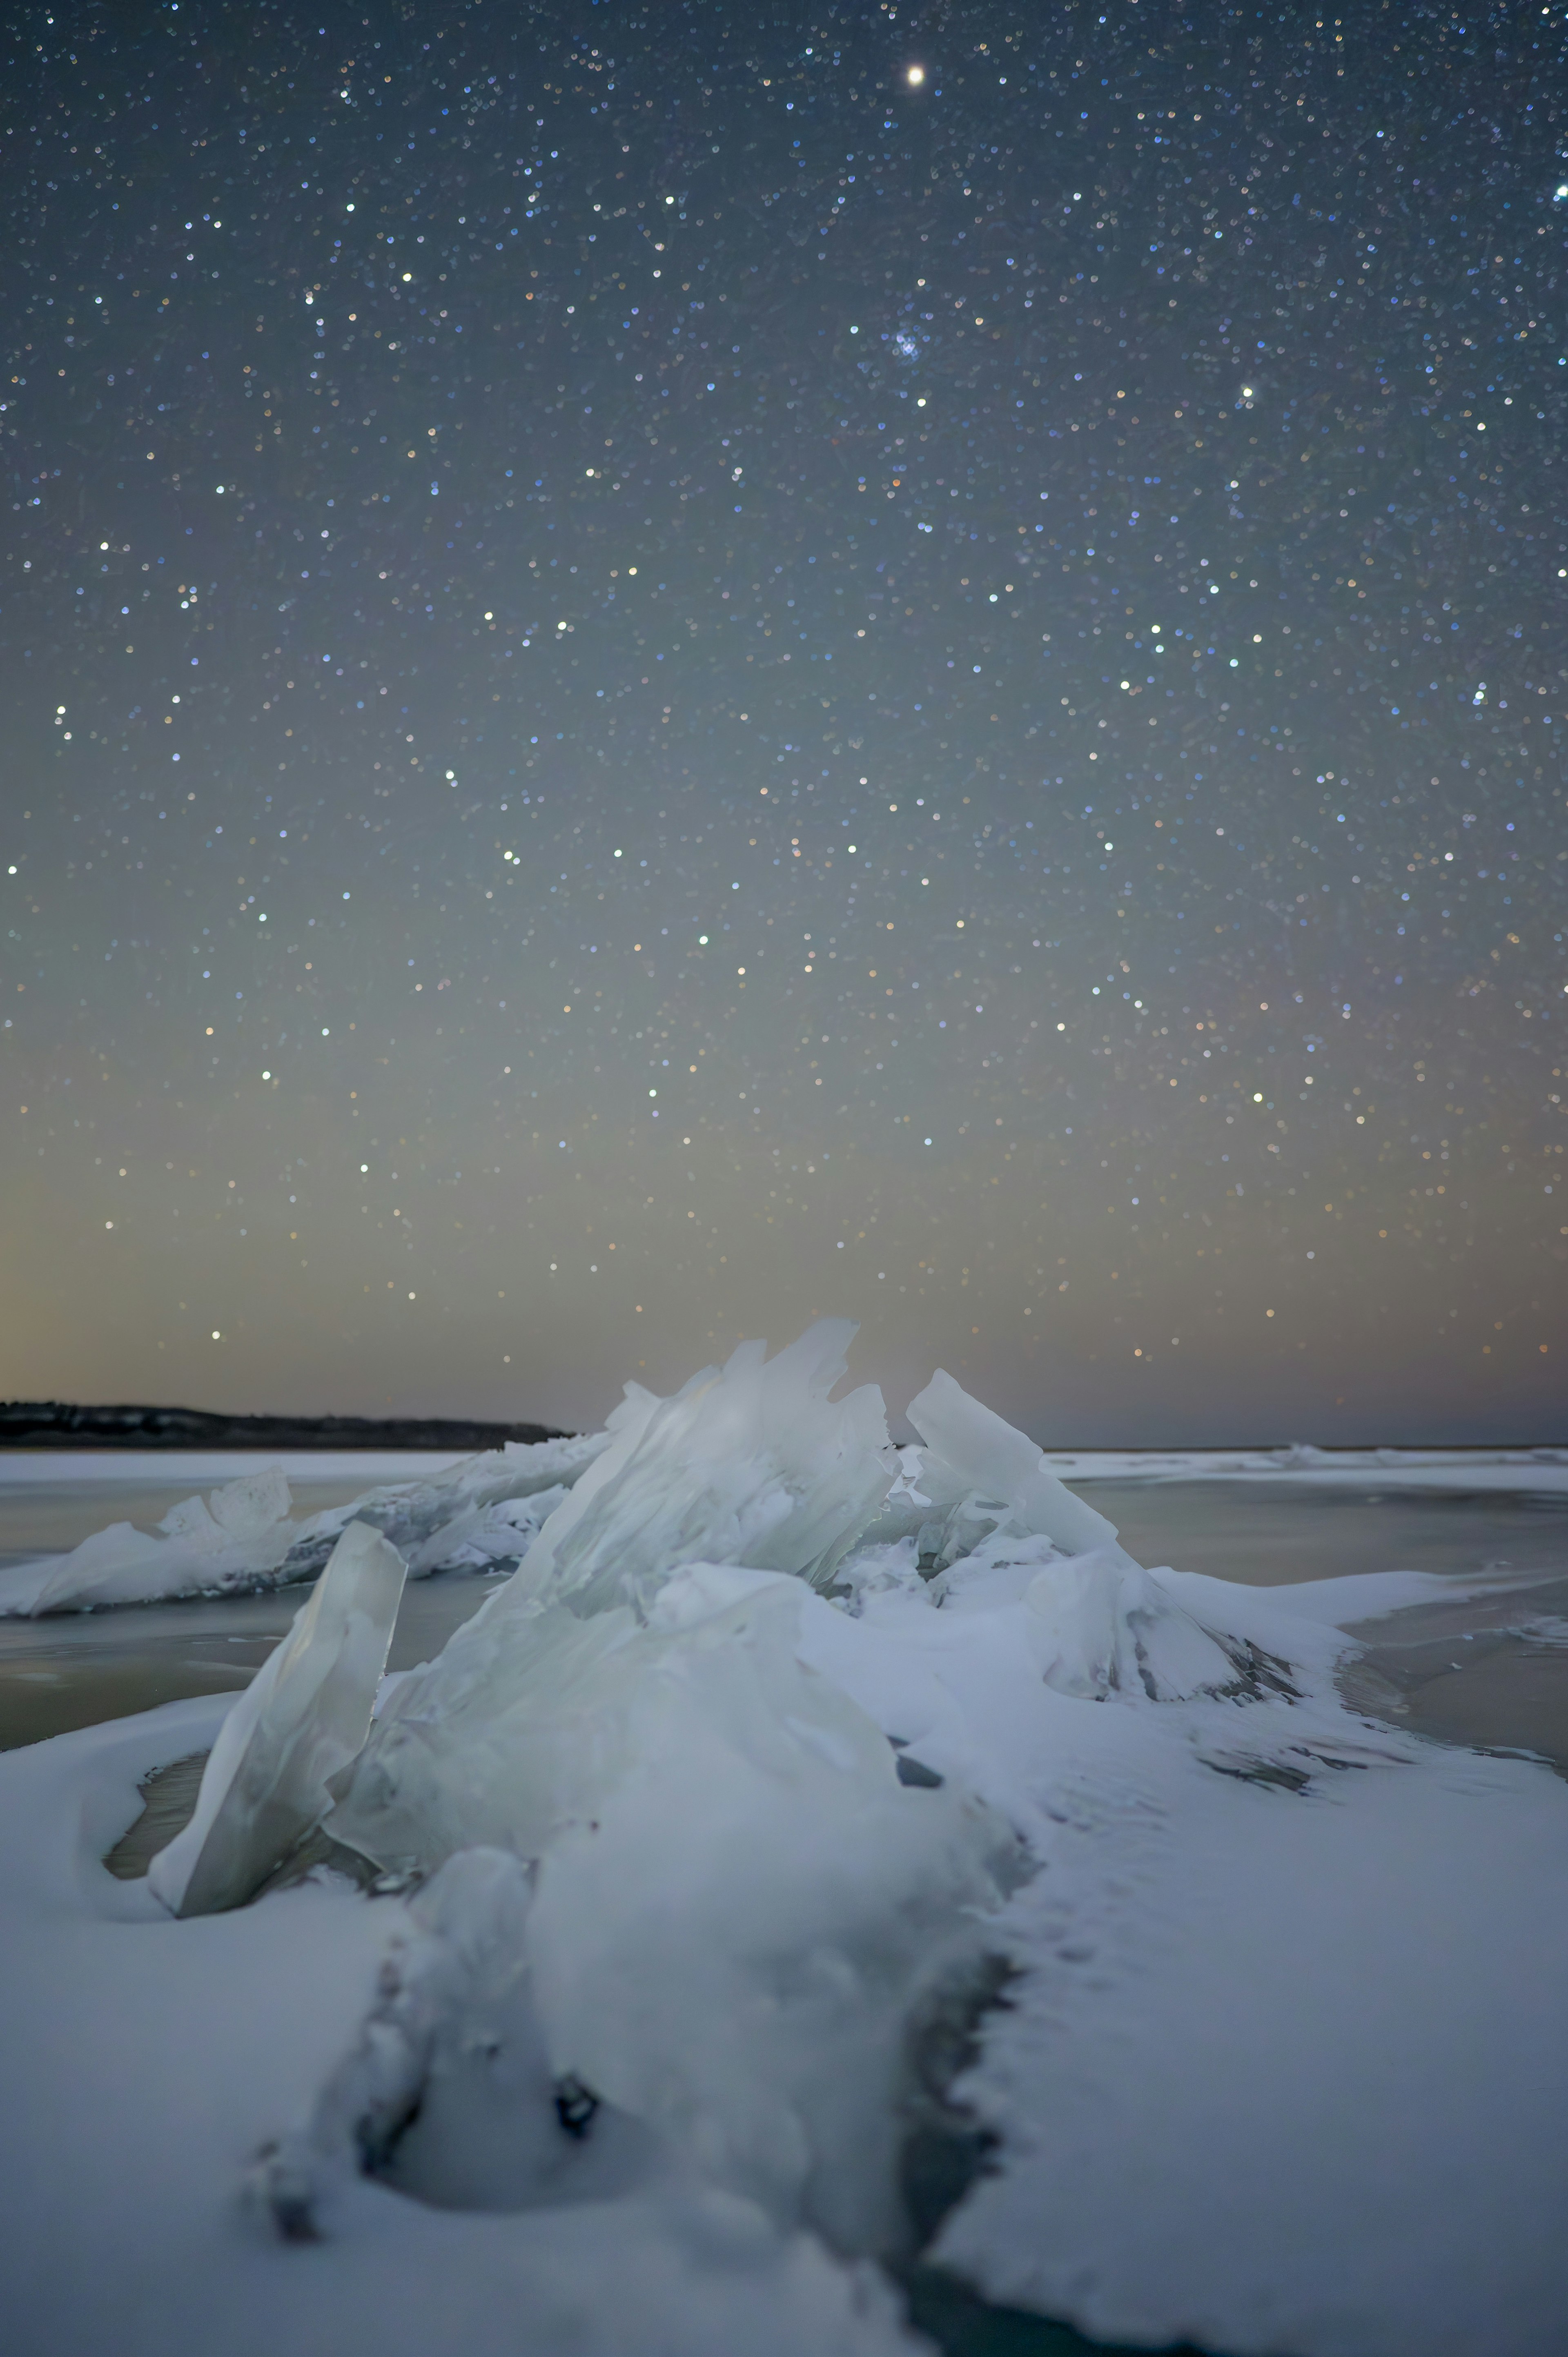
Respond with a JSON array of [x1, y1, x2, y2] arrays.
[[0, 1402, 570, 1451]]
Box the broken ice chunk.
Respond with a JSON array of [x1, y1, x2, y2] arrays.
[[1016, 1552, 1301, 1703], [329, 1564, 1017, 2251], [405, 1485, 569, 1579], [328, 1326, 902, 1869], [329, 1600, 653, 1874], [2, 1464, 300, 1616], [147, 1520, 407, 1917], [194, 1462, 292, 1542], [906, 1370, 1132, 1565], [906, 1377, 1285, 1701], [511, 1570, 1014, 2253], [513, 1319, 897, 1618], [273, 1430, 610, 1585]]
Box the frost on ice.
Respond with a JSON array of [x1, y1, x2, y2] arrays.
[[148, 1519, 407, 1917]]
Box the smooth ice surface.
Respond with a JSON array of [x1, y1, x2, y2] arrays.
[[148, 1520, 407, 1916], [2, 1326, 1566, 2357]]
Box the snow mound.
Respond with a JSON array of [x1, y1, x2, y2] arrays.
[[332, 1562, 1013, 2250]]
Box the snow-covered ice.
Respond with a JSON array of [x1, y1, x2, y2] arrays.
[[0, 1321, 1564, 2357], [0, 1700, 918, 2357]]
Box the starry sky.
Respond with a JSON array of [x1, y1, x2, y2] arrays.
[[2, 0, 1565, 1444]]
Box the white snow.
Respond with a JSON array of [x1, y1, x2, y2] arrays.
[[1032, 1444, 1568, 1493], [0, 1703, 917, 2357], [935, 1711, 1568, 2357], [0, 1323, 1564, 2357]]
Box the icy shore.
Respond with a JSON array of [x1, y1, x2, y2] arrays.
[[0, 1322, 1564, 2357], [0, 1430, 606, 1615]]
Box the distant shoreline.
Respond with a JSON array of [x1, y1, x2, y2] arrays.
[[0, 1404, 1561, 1468], [0, 1403, 571, 1453]]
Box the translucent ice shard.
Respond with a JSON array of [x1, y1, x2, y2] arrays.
[[148, 1519, 407, 1917], [517, 1319, 897, 1614], [329, 1599, 650, 1875], [906, 1370, 1130, 1565], [278, 1428, 610, 1584], [327, 1324, 900, 1869]]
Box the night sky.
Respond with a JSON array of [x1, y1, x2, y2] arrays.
[[2, 0, 1565, 1444]]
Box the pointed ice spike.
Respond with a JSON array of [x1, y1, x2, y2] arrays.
[[147, 1520, 407, 1918], [756, 1317, 857, 1393], [499, 1322, 889, 1619], [906, 1369, 1132, 1562]]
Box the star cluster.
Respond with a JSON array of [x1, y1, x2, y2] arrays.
[[1, 0, 1564, 1440]]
